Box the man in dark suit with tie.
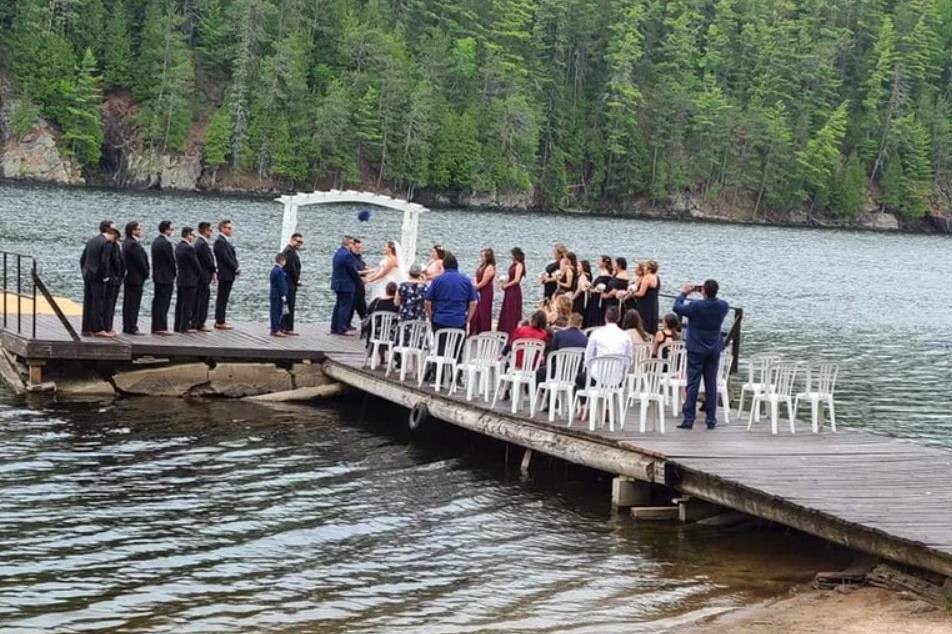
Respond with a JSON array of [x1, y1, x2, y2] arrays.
[[213, 219, 239, 330], [121, 221, 149, 335], [349, 237, 368, 331], [174, 227, 201, 333], [79, 220, 115, 337], [280, 232, 303, 335], [151, 220, 176, 335], [193, 221, 217, 332], [330, 236, 361, 335], [103, 228, 125, 336], [673, 279, 730, 430]]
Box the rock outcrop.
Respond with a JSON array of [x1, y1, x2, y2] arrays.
[[0, 121, 84, 185]]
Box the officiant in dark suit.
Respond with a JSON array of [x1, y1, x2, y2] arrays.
[[121, 221, 149, 335]]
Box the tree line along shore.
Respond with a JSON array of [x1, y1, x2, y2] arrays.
[[1, 0, 952, 234]]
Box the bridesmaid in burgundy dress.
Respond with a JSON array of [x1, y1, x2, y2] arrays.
[[470, 248, 496, 334], [496, 247, 525, 337]]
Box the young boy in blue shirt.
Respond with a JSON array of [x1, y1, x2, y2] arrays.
[[270, 253, 289, 337]]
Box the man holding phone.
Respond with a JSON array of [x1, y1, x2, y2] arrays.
[[673, 280, 730, 429]]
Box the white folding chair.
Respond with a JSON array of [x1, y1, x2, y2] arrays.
[[625, 342, 652, 394], [363, 312, 398, 370], [699, 352, 733, 424], [386, 320, 429, 382], [622, 358, 666, 433], [658, 341, 686, 415], [738, 353, 781, 418], [491, 339, 546, 414], [452, 332, 508, 402], [418, 328, 467, 391], [534, 347, 585, 424], [583, 327, 598, 338], [573, 354, 630, 432], [747, 361, 799, 434], [794, 361, 838, 432]]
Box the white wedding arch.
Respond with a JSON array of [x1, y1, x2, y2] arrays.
[[275, 190, 428, 268]]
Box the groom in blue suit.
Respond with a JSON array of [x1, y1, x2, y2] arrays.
[[330, 236, 362, 335]]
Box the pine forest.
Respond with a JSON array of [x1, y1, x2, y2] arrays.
[[2, 0, 952, 223]]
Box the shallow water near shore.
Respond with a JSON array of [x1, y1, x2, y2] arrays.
[[0, 182, 948, 630]]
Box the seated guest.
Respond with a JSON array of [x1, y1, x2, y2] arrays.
[[395, 264, 428, 321], [505, 309, 549, 370], [538, 312, 588, 386], [652, 312, 682, 358], [584, 306, 632, 380], [622, 309, 650, 346], [545, 294, 572, 328]]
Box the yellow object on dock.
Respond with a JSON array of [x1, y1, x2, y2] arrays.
[[1, 292, 82, 316]]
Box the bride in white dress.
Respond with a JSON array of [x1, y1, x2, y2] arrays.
[[362, 240, 405, 300]]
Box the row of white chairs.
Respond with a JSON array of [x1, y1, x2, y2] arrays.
[[740, 354, 839, 434], [364, 313, 836, 436]]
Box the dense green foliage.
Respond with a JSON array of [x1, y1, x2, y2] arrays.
[[2, 0, 952, 219]]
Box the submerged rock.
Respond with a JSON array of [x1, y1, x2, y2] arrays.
[[112, 363, 209, 397], [208, 363, 293, 398]]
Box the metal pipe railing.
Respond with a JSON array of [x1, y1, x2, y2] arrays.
[[0, 251, 76, 342]]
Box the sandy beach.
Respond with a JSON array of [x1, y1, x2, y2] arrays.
[[686, 587, 952, 633]]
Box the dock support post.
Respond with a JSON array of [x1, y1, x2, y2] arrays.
[[27, 360, 44, 386], [520, 448, 533, 476], [612, 476, 651, 508], [675, 496, 723, 522]]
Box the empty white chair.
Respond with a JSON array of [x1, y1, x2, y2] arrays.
[[626, 342, 652, 394], [738, 353, 781, 417], [363, 312, 398, 370], [747, 361, 798, 434], [699, 352, 733, 424], [418, 328, 467, 391], [658, 341, 687, 415], [573, 354, 630, 432], [534, 347, 585, 424], [491, 339, 546, 414], [386, 320, 429, 382], [794, 361, 838, 432], [452, 332, 508, 401], [622, 358, 666, 433]]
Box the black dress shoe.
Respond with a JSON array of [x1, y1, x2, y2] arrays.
[[676, 423, 694, 430], [706, 423, 717, 430]]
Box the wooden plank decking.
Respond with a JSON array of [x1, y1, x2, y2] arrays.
[[1, 314, 356, 362], [322, 352, 952, 579]]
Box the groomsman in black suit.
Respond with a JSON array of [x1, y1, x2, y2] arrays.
[[150, 220, 176, 335], [121, 221, 149, 335], [79, 220, 116, 337], [174, 227, 200, 333], [193, 221, 217, 332], [103, 228, 124, 335], [280, 232, 304, 334], [213, 219, 239, 329]]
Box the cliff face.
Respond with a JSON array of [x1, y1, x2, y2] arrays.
[[1, 87, 950, 234]]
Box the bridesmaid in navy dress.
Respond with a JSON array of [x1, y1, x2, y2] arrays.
[[497, 247, 525, 337], [470, 248, 496, 334]]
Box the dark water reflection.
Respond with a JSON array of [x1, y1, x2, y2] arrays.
[[0, 394, 843, 632]]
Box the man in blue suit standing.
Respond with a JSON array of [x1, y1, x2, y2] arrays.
[[673, 279, 730, 430], [330, 236, 361, 335]]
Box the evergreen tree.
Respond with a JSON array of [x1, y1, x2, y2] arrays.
[[832, 153, 867, 217], [102, 0, 133, 88], [60, 47, 104, 167], [797, 101, 849, 209], [202, 103, 231, 182]]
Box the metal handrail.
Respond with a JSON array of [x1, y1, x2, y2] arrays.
[[1, 251, 79, 342]]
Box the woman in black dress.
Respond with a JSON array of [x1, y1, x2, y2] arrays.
[[541, 243, 567, 301], [557, 251, 577, 297], [633, 259, 661, 334], [585, 255, 613, 328], [573, 259, 592, 317], [602, 256, 629, 321]]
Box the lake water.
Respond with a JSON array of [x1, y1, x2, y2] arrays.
[[0, 181, 949, 631]]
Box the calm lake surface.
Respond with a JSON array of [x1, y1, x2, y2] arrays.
[[0, 181, 949, 631]]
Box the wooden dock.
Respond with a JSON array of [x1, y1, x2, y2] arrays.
[[1, 314, 355, 363], [323, 352, 952, 580]]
